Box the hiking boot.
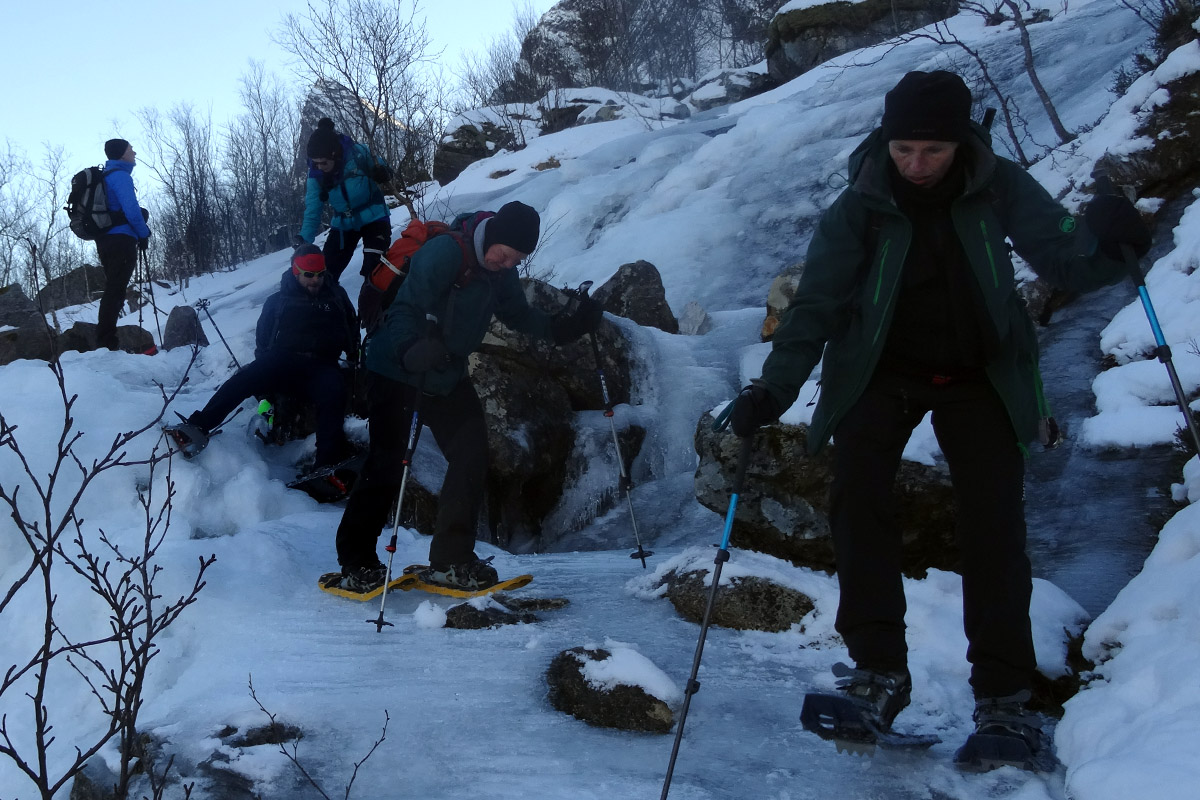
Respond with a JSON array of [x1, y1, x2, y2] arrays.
[[421, 557, 499, 591], [164, 418, 210, 458], [971, 691, 1044, 749], [340, 563, 388, 593], [955, 690, 1053, 771], [832, 662, 912, 732]]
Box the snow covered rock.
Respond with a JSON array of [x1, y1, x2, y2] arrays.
[[546, 646, 678, 733]]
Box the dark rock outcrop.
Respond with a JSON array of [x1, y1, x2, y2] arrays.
[[766, 0, 958, 84], [162, 305, 210, 350], [694, 412, 957, 577], [661, 569, 815, 632], [593, 260, 678, 334]]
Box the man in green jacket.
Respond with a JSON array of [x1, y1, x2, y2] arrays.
[[331, 201, 602, 592], [729, 71, 1150, 768]]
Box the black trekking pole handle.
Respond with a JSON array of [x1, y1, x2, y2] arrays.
[[369, 313, 437, 632], [661, 435, 752, 799], [1093, 172, 1200, 456], [195, 298, 242, 370]]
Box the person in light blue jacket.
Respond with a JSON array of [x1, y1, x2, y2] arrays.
[[97, 138, 152, 350], [299, 117, 392, 307]]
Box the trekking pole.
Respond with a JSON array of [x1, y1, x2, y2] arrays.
[[661, 409, 752, 800], [195, 298, 242, 370], [567, 280, 653, 567], [141, 249, 164, 344], [369, 314, 436, 632], [1094, 172, 1200, 456]]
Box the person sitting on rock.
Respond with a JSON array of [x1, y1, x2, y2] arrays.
[[166, 245, 359, 472]]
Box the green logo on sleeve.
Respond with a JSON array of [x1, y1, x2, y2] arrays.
[[1060, 216, 1076, 233]]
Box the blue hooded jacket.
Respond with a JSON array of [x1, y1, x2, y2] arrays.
[[299, 136, 389, 243], [102, 160, 151, 240]]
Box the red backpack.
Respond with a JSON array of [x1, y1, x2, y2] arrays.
[[367, 215, 485, 301]]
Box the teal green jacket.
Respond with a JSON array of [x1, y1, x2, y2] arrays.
[[365, 216, 555, 396], [300, 140, 389, 243], [760, 124, 1127, 454]]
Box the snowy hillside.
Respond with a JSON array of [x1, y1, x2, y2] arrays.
[[3, 2, 1200, 799]]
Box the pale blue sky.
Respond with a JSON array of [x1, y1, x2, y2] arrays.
[[3, 0, 555, 166]]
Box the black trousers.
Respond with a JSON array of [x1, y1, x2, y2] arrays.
[[322, 217, 391, 283], [95, 234, 138, 350], [335, 373, 488, 572], [193, 353, 348, 467], [829, 369, 1036, 699]]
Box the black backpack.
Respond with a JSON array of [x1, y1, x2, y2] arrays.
[[65, 166, 126, 240]]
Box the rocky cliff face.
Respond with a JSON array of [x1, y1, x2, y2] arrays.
[[766, 0, 958, 84]]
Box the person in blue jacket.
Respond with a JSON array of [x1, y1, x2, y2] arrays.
[[96, 138, 152, 350], [300, 117, 392, 312], [165, 245, 359, 470]]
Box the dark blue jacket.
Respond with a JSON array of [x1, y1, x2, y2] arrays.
[[103, 160, 151, 240], [255, 270, 359, 362]]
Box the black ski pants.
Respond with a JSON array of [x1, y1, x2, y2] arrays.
[[322, 217, 391, 283], [192, 352, 348, 467], [335, 373, 488, 572], [95, 234, 138, 350], [829, 369, 1036, 700]]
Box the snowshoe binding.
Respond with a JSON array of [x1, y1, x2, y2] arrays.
[[163, 419, 210, 459], [954, 691, 1057, 772], [800, 662, 940, 754], [287, 453, 366, 503]]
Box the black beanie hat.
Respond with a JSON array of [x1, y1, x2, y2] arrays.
[[484, 201, 541, 255], [881, 71, 972, 142], [306, 118, 340, 160], [105, 138, 131, 160]]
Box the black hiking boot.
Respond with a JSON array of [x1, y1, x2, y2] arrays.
[[832, 662, 913, 732], [955, 691, 1055, 772], [164, 417, 210, 458], [332, 562, 388, 594], [420, 557, 500, 591]]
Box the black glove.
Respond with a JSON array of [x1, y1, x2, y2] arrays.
[[370, 164, 393, 184], [292, 234, 306, 249], [357, 283, 385, 333], [729, 384, 784, 437], [551, 296, 603, 344], [402, 337, 450, 372], [1085, 194, 1151, 260], [137, 237, 150, 252], [140, 207, 150, 222]]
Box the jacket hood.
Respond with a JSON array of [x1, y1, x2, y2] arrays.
[[104, 159, 135, 174], [847, 120, 997, 206]]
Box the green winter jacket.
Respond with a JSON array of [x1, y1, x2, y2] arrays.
[[760, 123, 1127, 454], [365, 214, 556, 396]]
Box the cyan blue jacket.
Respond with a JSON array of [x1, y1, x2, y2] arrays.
[[102, 160, 151, 240], [299, 137, 390, 243]]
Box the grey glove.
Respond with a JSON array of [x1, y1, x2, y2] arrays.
[[402, 338, 450, 372]]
